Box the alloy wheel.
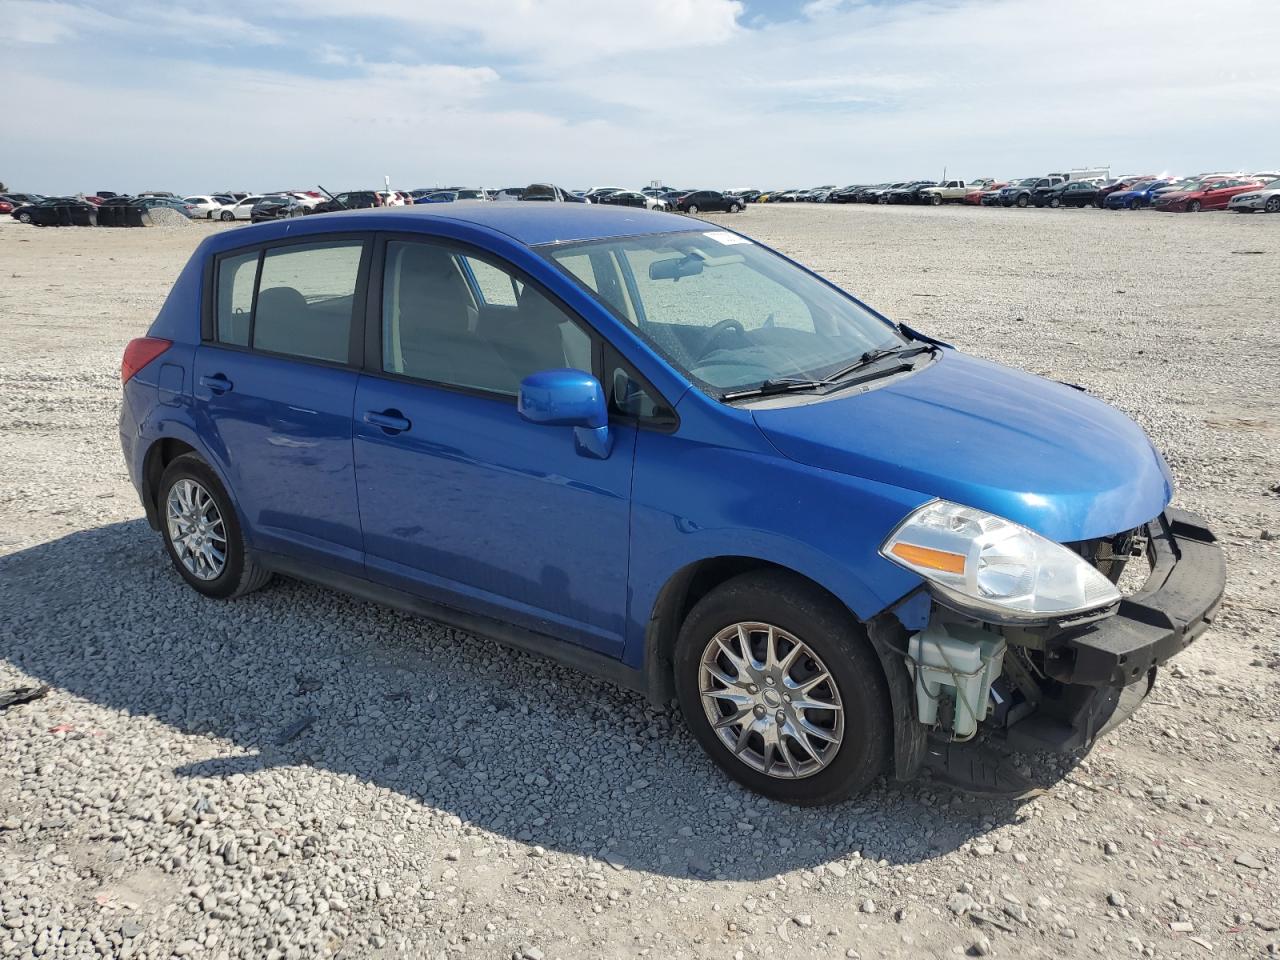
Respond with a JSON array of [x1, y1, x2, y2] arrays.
[[698, 621, 845, 779], [1267, 197, 1280, 213], [165, 478, 227, 580]]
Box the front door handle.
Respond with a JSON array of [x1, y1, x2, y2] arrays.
[[364, 410, 411, 434], [199, 373, 233, 393]]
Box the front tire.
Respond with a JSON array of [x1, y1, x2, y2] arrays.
[[1187, 200, 1202, 213], [687, 204, 699, 214], [1267, 197, 1280, 213], [220, 210, 234, 221], [158, 454, 271, 600], [729, 202, 741, 213], [18, 212, 32, 223], [1049, 196, 1061, 208], [1016, 194, 1029, 208], [674, 571, 891, 805]]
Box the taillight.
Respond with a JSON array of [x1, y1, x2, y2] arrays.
[[121, 337, 172, 384]]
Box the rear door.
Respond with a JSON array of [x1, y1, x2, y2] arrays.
[[194, 236, 371, 575], [352, 236, 637, 657]]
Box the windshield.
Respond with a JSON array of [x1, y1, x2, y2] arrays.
[[1163, 180, 1201, 191], [541, 230, 903, 395]]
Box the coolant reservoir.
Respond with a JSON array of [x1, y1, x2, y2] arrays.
[[908, 622, 1006, 739]]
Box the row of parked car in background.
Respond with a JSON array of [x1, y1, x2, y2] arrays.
[[1, 183, 755, 226], [732, 169, 1280, 213], [8, 171, 1279, 226]]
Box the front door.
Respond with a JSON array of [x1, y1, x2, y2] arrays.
[[194, 237, 369, 574], [353, 237, 636, 657]]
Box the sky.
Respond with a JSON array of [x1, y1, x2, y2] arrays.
[[2, 0, 1278, 195]]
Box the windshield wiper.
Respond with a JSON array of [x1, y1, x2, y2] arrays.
[[721, 343, 934, 402]]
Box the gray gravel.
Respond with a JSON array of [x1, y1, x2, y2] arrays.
[[0, 206, 1277, 959]]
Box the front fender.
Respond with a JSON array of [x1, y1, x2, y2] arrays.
[[623, 430, 930, 670]]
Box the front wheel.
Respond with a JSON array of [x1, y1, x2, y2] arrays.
[[674, 571, 891, 805], [1016, 195, 1029, 208], [729, 202, 741, 213], [1267, 197, 1280, 214], [159, 454, 271, 600], [220, 210, 234, 221], [687, 204, 698, 214], [18, 212, 32, 223], [1049, 196, 1061, 208], [1187, 200, 1202, 213], [930, 194, 942, 206]]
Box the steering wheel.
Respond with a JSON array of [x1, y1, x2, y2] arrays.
[[696, 318, 747, 360]]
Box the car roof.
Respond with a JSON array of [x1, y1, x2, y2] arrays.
[[294, 201, 694, 246]]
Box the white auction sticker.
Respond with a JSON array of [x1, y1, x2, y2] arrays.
[[702, 231, 751, 246]]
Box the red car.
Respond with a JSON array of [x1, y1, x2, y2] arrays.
[[0, 200, 13, 215], [965, 181, 1005, 204], [1154, 177, 1263, 212]]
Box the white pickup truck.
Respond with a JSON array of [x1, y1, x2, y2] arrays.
[[919, 180, 973, 205]]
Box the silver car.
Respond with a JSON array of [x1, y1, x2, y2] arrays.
[[1228, 179, 1280, 213]]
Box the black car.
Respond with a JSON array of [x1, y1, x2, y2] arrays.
[[251, 195, 306, 222], [827, 185, 867, 203], [11, 197, 96, 226], [675, 190, 743, 214], [1033, 180, 1101, 208], [312, 190, 381, 214], [521, 183, 588, 203], [886, 181, 936, 204], [597, 190, 649, 209]]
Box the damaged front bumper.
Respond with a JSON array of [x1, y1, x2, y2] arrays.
[[873, 508, 1226, 793]]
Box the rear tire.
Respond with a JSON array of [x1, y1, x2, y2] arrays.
[[158, 454, 271, 600], [674, 570, 891, 805]]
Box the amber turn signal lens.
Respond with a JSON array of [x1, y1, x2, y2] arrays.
[[890, 542, 966, 574]]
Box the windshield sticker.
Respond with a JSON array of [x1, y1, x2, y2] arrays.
[[702, 231, 751, 246]]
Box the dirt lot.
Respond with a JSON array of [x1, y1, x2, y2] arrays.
[[1, 205, 1277, 960]]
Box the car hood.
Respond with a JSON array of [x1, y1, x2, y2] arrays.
[[1157, 191, 1194, 201], [751, 351, 1172, 543]]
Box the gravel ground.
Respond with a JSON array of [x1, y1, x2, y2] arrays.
[[0, 206, 1277, 960]]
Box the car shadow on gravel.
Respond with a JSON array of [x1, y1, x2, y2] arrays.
[[1, 520, 1048, 881]]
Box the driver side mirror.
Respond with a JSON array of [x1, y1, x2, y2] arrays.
[[518, 369, 612, 460]]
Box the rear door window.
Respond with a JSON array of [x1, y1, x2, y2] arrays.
[[253, 241, 364, 363]]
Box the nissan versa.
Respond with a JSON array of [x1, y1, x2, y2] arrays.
[[119, 204, 1225, 804]]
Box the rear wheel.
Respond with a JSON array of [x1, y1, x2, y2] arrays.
[[674, 571, 891, 805], [158, 454, 271, 600]]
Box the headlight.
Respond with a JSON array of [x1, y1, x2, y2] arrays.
[[881, 500, 1121, 621]]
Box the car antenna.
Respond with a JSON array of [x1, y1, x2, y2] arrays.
[[317, 185, 347, 210]]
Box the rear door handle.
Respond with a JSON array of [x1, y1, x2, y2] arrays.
[[364, 410, 411, 433], [199, 374, 233, 393]]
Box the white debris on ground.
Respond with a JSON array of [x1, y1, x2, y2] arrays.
[[0, 207, 1276, 959]]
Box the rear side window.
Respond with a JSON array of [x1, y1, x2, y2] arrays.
[[215, 251, 257, 346], [252, 241, 363, 363]]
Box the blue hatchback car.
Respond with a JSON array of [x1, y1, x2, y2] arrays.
[[120, 204, 1224, 803]]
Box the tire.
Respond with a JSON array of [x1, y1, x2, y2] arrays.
[[220, 210, 234, 221], [673, 570, 891, 805], [1049, 197, 1061, 208], [729, 203, 741, 213], [687, 204, 698, 214], [158, 454, 271, 600], [18, 212, 32, 223], [1016, 194, 1029, 208], [1267, 197, 1280, 213], [1187, 200, 1201, 213], [930, 194, 942, 206]]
